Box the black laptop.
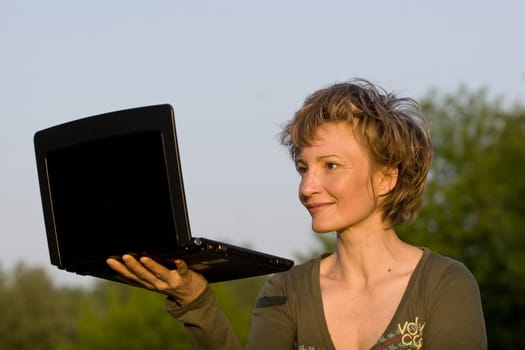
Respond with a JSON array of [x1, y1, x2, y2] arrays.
[[34, 104, 294, 283]]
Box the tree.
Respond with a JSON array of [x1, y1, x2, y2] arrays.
[[58, 276, 265, 349], [0, 263, 83, 350], [58, 281, 190, 350], [397, 87, 525, 348], [0, 261, 264, 349]]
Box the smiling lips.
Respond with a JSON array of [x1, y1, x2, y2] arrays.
[[305, 202, 332, 214]]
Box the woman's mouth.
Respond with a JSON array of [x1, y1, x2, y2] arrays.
[[306, 202, 331, 214]]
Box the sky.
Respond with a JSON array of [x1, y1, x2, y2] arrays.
[[1, 0, 524, 286]]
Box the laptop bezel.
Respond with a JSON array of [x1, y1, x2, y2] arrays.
[[33, 104, 193, 269]]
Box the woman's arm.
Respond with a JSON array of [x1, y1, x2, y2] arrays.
[[107, 256, 298, 349], [108, 255, 243, 349], [168, 274, 297, 350], [166, 286, 242, 350], [245, 275, 297, 349]]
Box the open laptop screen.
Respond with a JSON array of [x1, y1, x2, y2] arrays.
[[45, 130, 179, 266]]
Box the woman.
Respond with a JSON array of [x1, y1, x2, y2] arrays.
[[107, 79, 487, 349]]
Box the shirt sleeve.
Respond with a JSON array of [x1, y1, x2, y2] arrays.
[[165, 274, 297, 350], [165, 285, 242, 350], [245, 274, 297, 350], [424, 261, 487, 349]]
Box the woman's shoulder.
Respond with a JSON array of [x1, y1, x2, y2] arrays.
[[417, 247, 479, 293], [255, 256, 325, 316], [421, 248, 474, 275], [405, 248, 487, 348]]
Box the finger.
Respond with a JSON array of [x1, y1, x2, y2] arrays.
[[106, 257, 156, 289], [109, 255, 159, 290], [174, 259, 189, 276], [139, 256, 172, 280], [122, 254, 159, 282], [106, 257, 136, 279]]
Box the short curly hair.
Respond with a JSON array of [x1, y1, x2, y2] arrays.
[[279, 79, 433, 226]]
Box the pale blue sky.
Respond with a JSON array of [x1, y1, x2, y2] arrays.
[[1, 0, 523, 285]]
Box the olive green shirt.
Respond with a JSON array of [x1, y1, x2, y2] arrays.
[[166, 248, 487, 349]]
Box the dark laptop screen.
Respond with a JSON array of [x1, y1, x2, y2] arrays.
[[45, 131, 179, 266]]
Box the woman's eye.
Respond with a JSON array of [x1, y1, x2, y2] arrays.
[[295, 162, 307, 174], [296, 165, 307, 174], [326, 162, 338, 170]]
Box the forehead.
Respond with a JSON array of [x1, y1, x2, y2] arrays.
[[298, 121, 369, 160]]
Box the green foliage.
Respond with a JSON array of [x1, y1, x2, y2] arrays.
[[0, 263, 265, 350], [57, 276, 264, 349], [0, 263, 83, 350], [58, 281, 190, 350], [397, 87, 525, 348], [295, 234, 336, 263]]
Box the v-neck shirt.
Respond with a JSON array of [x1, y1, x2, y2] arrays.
[[167, 248, 487, 349]]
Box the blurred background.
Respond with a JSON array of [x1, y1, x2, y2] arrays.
[[1, 1, 523, 349]]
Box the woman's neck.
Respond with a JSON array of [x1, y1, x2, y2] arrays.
[[322, 223, 418, 288]]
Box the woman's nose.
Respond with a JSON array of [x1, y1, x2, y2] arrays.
[[298, 170, 321, 201]]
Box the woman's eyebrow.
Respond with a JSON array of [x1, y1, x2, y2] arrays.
[[317, 154, 340, 160]]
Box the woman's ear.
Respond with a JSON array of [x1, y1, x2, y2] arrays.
[[376, 166, 398, 196]]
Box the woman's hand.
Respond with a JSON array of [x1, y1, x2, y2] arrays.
[[106, 255, 208, 306]]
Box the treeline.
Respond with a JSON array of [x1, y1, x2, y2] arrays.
[[1, 86, 523, 349], [0, 262, 265, 349], [400, 86, 525, 348]]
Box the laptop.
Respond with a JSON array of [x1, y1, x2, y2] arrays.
[[34, 104, 294, 283]]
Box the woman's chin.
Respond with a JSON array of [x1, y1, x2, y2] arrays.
[[311, 225, 336, 234]]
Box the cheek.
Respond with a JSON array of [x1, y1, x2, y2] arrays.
[[336, 175, 375, 202]]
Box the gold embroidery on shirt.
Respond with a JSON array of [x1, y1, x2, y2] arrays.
[[397, 316, 425, 349]]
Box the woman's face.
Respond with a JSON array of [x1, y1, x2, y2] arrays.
[[295, 121, 385, 234]]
